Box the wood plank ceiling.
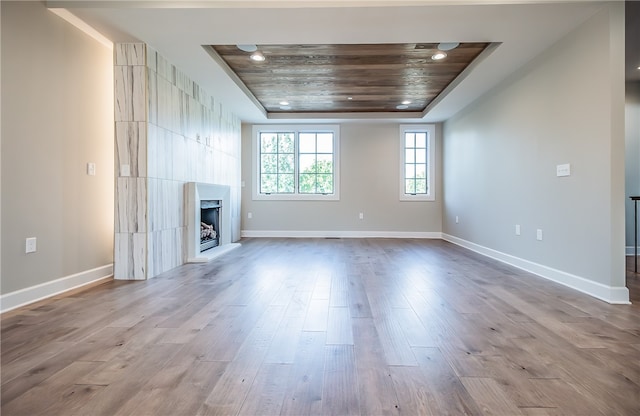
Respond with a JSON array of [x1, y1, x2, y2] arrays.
[[209, 43, 490, 114]]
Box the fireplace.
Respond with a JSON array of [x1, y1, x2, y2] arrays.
[[186, 182, 240, 263], [200, 200, 220, 252]]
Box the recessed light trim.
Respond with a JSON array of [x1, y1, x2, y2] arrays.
[[279, 101, 290, 106], [279, 105, 291, 110], [396, 104, 409, 110], [250, 51, 265, 62], [431, 51, 447, 61], [237, 44, 257, 52], [438, 42, 460, 51], [402, 100, 412, 105], [347, 96, 353, 100]]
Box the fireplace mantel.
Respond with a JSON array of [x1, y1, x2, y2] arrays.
[[186, 182, 240, 263]]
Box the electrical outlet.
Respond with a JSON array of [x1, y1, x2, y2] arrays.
[[87, 162, 96, 176], [247, 212, 253, 219], [455, 216, 459, 224], [359, 212, 364, 220], [515, 224, 521, 235], [536, 229, 543, 241], [25, 237, 37, 253]]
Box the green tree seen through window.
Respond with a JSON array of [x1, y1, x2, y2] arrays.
[[299, 159, 333, 194], [260, 132, 295, 193]]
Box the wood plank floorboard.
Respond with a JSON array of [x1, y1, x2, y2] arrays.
[[321, 345, 359, 416], [2, 238, 640, 415]]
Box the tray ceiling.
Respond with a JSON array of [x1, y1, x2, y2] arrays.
[[209, 43, 490, 115], [53, 1, 610, 123]]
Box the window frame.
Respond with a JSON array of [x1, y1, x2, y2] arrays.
[[252, 124, 340, 201], [399, 124, 436, 202]]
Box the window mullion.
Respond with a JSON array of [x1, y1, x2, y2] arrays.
[[294, 132, 300, 195], [314, 135, 318, 194], [275, 138, 280, 193]]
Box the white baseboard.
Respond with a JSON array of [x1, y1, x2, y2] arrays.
[[241, 230, 443, 239], [0, 264, 114, 313], [626, 246, 640, 256], [442, 234, 630, 305]]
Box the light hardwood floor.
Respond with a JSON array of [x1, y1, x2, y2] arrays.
[[2, 238, 640, 415]]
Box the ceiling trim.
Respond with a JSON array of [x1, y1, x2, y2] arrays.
[[267, 111, 425, 120], [422, 41, 501, 117], [203, 46, 267, 118], [49, 8, 114, 48], [46, 0, 608, 9]]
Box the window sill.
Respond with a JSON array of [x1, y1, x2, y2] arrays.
[[399, 194, 435, 202], [253, 193, 340, 201]]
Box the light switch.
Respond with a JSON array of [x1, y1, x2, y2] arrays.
[[121, 164, 130, 177], [536, 229, 543, 241], [515, 224, 521, 236], [87, 162, 96, 176], [556, 163, 571, 177]]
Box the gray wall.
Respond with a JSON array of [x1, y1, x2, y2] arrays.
[[626, 81, 640, 253], [442, 5, 625, 290], [1, 2, 114, 294], [241, 122, 442, 235]]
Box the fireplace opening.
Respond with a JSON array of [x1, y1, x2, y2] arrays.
[[200, 200, 221, 252]]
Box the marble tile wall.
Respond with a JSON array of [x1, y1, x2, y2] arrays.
[[114, 42, 241, 280], [115, 122, 146, 177], [114, 43, 146, 124], [115, 177, 147, 233], [114, 233, 147, 280], [114, 43, 148, 280]]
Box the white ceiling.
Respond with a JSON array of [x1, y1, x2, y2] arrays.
[[49, 0, 626, 124]]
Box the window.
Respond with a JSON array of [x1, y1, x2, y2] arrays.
[[259, 132, 295, 194], [253, 125, 340, 200], [400, 124, 435, 201]]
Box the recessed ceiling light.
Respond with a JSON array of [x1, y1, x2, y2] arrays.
[[347, 96, 353, 100], [438, 42, 460, 51], [237, 44, 257, 52], [250, 51, 265, 62], [402, 100, 412, 105], [279, 101, 290, 106], [637, 66, 640, 70], [396, 104, 409, 110], [431, 51, 447, 61]]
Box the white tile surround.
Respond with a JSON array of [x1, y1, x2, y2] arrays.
[[186, 182, 240, 263], [114, 43, 241, 280]]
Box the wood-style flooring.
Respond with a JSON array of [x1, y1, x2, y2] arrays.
[[2, 238, 640, 415]]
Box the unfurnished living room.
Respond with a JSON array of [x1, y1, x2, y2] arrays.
[[1, 1, 640, 415]]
